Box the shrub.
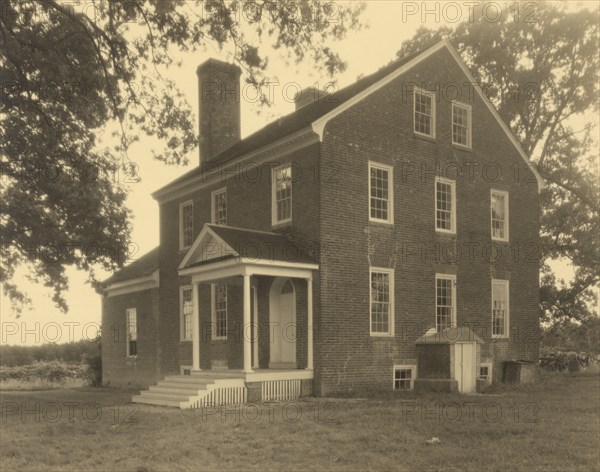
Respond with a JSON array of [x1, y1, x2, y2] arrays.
[[539, 350, 595, 372]]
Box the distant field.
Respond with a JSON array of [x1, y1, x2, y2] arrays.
[[0, 370, 598, 472]]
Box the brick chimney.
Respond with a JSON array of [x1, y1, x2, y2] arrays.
[[294, 87, 321, 110], [196, 59, 242, 165]]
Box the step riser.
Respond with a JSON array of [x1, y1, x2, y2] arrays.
[[149, 387, 204, 395]]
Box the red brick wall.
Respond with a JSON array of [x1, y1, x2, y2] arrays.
[[156, 142, 321, 377], [317, 46, 539, 394], [101, 288, 160, 387]]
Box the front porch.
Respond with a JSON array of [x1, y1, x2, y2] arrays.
[[133, 224, 318, 409]]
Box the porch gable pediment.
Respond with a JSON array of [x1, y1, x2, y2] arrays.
[[178, 225, 238, 270]]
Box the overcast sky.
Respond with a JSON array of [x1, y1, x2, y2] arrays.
[[2, 1, 593, 345]]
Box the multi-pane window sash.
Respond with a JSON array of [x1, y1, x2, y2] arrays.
[[369, 163, 393, 223], [452, 103, 471, 147], [213, 284, 227, 339], [181, 287, 193, 341], [492, 280, 509, 337], [414, 90, 435, 137], [212, 189, 227, 226], [371, 270, 391, 334], [273, 165, 292, 223], [491, 191, 508, 241], [435, 179, 455, 232], [126, 308, 137, 357], [394, 368, 413, 390], [180, 202, 194, 249], [436, 276, 455, 331]]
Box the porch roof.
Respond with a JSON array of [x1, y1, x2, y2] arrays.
[[178, 224, 318, 282], [415, 327, 484, 345]]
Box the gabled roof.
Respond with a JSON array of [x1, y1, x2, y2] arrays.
[[103, 247, 160, 285], [179, 224, 316, 271], [154, 39, 543, 200]]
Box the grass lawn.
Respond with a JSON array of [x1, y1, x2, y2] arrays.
[[0, 371, 598, 472]]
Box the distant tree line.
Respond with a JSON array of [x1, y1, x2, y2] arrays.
[[0, 337, 101, 367]]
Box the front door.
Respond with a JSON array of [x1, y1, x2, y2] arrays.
[[269, 278, 296, 368], [454, 342, 476, 393]]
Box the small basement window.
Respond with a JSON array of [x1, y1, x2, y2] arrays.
[[479, 363, 493, 382], [393, 365, 416, 390]]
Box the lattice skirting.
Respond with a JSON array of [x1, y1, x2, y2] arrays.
[[261, 379, 302, 401]]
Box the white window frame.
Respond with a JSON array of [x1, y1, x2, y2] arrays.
[[211, 283, 228, 340], [435, 274, 457, 331], [435, 177, 456, 234], [368, 161, 394, 224], [413, 87, 436, 138], [179, 200, 194, 251], [451, 101, 472, 148], [393, 364, 417, 390], [211, 187, 227, 225], [180, 285, 193, 341], [271, 163, 292, 226], [369, 267, 395, 337], [492, 279, 510, 338], [479, 362, 493, 382], [490, 189, 509, 242], [125, 308, 137, 358]]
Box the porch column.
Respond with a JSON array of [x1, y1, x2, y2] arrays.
[[192, 282, 201, 371], [306, 278, 314, 371], [242, 274, 253, 373]]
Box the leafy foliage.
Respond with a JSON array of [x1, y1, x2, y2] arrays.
[[1, 0, 365, 312], [396, 2, 599, 324]]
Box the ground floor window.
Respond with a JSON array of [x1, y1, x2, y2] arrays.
[[211, 283, 228, 340], [126, 308, 137, 357], [393, 365, 416, 390]]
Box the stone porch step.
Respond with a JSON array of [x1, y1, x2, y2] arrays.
[[149, 385, 207, 395]]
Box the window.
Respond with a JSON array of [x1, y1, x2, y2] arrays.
[[211, 283, 228, 340], [414, 88, 436, 137], [211, 188, 227, 225], [435, 178, 456, 233], [393, 365, 416, 390], [369, 162, 394, 224], [180, 286, 193, 341], [479, 363, 493, 382], [370, 268, 394, 336], [126, 308, 137, 357], [452, 102, 471, 147], [179, 200, 194, 250], [435, 274, 456, 331], [272, 164, 292, 225], [491, 190, 509, 241], [492, 280, 509, 338]]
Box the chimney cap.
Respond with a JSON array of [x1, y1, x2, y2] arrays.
[[196, 58, 242, 76]]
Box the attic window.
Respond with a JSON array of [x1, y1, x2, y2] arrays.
[[414, 88, 436, 138]]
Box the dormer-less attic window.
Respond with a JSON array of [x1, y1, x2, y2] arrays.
[[414, 88, 436, 138], [211, 188, 227, 225]]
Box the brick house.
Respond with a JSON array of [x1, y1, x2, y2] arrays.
[[100, 40, 542, 408]]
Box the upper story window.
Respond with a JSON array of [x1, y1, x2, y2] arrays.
[[492, 279, 510, 338], [126, 308, 137, 357], [491, 190, 509, 242], [435, 177, 456, 234], [211, 283, 228, 340], [211, 188, 227, 225], [272, 164, 292, 225], [369, 161, 394, 224], [179, 200, 194, 251], [452, 102, 472, 148], [435, 274, 456, 331], [180, 286, 193, 341], [370, 267, 394, 336], [414, 88, 436, 138]]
